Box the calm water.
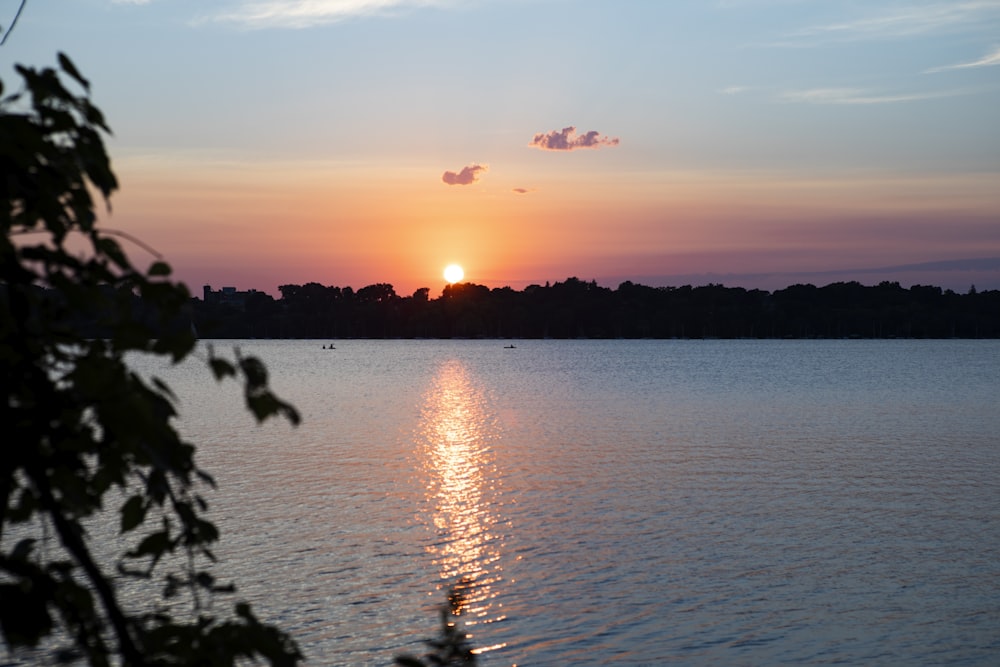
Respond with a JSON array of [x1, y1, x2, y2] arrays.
[[27, 340, 1000, 664]]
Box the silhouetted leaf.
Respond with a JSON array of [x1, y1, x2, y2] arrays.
[[209, 358, 236, 380], [11, 538, 36, 561], [148, 260, 171, 277], [239, 356, 268, 388], [120, 495, 146, 533], [127, 530, 172, 561], [57, 52, 89, 90]]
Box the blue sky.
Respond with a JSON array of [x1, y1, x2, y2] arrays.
[[4, 1, 999, 294]]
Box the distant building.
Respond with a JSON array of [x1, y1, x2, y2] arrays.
[[202, 285, 259, 311]]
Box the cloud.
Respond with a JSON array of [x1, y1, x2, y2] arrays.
[[925, 45, 1000, 72], [442, 164, 487, 186], [512, 187, 532, 194], [779, 86, 973, 105], [529, 126, 620, 151], [719, 85, 751, 95], [207, 0, 453, 29], [773, 1, 1000, 45]]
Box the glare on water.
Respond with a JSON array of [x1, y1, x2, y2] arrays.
[[414, 360, 509, 653]]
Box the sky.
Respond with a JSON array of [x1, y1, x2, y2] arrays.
[[4, 0, 1000, 296]]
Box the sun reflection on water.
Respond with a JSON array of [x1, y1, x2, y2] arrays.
[[415, 360, 508, 645]]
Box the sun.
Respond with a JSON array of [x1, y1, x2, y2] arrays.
[[443, 264, 465, 284]]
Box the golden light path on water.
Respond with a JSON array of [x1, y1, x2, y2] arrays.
[[415, 360, 508, 656]]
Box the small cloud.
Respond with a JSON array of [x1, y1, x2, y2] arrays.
[[777, 3, 1000, 45], [529, 126, 620, 151], [925, 45, 1000, 73], [206, 0, 453, 30], [719, 85, 750, 95], [512, 187, 533, 194], [779, 86, 970, 105], [442, 163, 488, 186]]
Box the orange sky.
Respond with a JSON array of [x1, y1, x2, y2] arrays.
[[108, 154, 999, 296]]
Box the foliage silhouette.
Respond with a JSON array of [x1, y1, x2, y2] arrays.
[[394, 588, 477, 667], [1, 55, 300, 665]]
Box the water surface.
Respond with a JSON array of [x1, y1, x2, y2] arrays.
[[63, 341, 1000, 664]]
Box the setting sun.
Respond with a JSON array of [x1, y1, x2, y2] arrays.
[[443, 264, 464, 284]]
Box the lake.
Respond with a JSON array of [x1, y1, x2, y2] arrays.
[[34, 340, 1000, 664]]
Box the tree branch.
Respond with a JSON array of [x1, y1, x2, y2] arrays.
[[0, 0, 28, 45], [31, 465, 147, 666]]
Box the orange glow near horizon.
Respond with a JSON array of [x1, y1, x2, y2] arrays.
[[105, 155, 1000, 296]]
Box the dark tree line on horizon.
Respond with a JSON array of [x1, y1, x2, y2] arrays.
[[193, 277, 1000, 339]]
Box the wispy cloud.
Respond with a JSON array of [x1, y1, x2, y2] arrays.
[[207, 0, 453, 29], [442, 164, 487, 186], [779, 86, 975, 105], [925, 45, 1000, 72], [719, 85, 751, 95], [776, 1, 1000, 45], [529, 126, 620, 151], [512, 187, 533, 194]]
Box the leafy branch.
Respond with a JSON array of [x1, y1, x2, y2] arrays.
[[1, 54, 301, 665]]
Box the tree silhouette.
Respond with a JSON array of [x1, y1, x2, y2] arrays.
[[196, 278, 1000, 340], [1, 55, 300, 665]]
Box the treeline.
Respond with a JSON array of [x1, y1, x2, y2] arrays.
[[191, 278, 1000, 339]]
